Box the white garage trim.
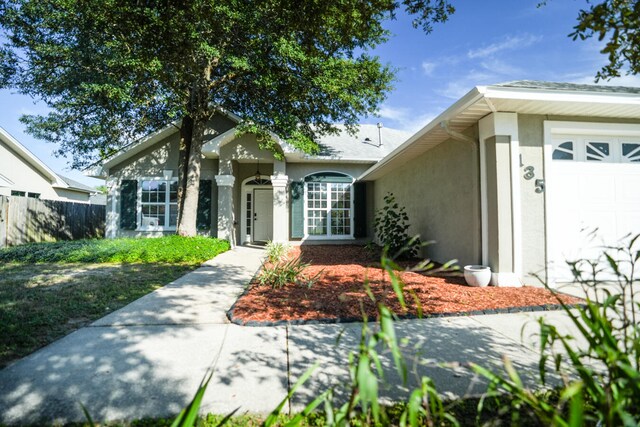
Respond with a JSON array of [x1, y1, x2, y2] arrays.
[[543, 120, 640, 284]]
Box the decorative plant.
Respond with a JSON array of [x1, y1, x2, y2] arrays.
[[374, 192, 421, 259], [264, 240, 290, 263], [257, 255, 322, 289]]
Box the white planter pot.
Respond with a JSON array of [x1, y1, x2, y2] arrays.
[[463, 265, 492, 287]]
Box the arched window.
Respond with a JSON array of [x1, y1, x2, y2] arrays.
[[303, 172, 353, 238]]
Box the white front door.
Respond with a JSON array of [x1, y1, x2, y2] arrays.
[[547, 136, 640, 282], [253, 188, 273, 242]]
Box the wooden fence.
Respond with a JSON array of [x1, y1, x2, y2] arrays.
[[0, 195, 105, 247]]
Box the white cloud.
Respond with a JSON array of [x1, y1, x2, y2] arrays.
[[376, 104, 437, 133], [480, 59, 524, 76], [467, 34, 543, 59], [421, 61, 437, 75]]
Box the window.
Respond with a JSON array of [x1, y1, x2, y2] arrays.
[[27, 192, 40, 199], [10, 190, 25, 197], [622, 143, 640, 163], [586, 141, 611, 162], [552, 141, 574, 160], [139, 179, 178, 229], [304, 173, 353, 238]]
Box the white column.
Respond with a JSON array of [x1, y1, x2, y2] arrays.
[[215, 174, 236, 247], [106, 177, 119, 239], [270, 175, 289, 243], [478, 112, 522, 287]]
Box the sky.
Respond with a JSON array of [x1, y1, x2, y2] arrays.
[[1, 0, 639, 187]]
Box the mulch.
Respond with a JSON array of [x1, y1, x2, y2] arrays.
[[229, 245, 583, 326]]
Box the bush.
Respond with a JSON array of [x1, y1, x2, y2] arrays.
[[374, 192, 421, 259], [264, 240, 290, 263], [0, 236, 230, 264], [257, 255, 321, 289]]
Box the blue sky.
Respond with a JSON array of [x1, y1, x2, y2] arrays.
[[1, 0, 639, 186]]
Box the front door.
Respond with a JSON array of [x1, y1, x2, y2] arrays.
[[253, 188, 273, 242]]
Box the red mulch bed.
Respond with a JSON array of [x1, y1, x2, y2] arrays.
[[231, 245, 582, 323]]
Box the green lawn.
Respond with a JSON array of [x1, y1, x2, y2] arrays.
[[0, 236, 229, 367]]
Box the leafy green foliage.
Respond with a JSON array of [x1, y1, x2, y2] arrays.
[[471, 233, 640, 426], [0, 0, 455, 169], [374, 193, 421, 259], [569, 0, 640, 81], [0, 236, 229, 264], [257, 256, 321, 289], [264, 240, 291, 263]]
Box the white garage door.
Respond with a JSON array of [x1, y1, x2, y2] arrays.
[[547, 135, 640, 282]]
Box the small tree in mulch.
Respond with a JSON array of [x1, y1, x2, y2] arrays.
[[374, 192, 421, 259]]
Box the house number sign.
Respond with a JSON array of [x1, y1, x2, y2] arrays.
[[522, 165, 545, 193]]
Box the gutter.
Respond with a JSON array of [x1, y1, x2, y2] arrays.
[[358, 86, 485, 181]]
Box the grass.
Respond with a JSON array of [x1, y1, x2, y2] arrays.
[[0, 236, 230, 367]]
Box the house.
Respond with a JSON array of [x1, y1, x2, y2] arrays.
[[86, 114, 409, 246], [361, 81, 640, 286], [0, 127, 100, 203], [89, 81, 640, 286]]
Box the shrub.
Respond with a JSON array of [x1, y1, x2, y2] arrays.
[[374, 192, 421, 259], [0, 236, 230, 264], [257, 255, 321, 289], [264, 240, 290, 263], [471, 233, 640, 426]]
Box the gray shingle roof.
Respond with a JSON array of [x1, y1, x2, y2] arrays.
[[296, 124, 411, 161], [57, 175, 97, 193], [493, 80, 640, 94]]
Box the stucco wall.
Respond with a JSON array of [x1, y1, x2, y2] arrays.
[[0, 140, 90, 202], [286, 163, 372, 182], [517, 114, 640, 283], [107, 131, 219, 237], [372, 136, 481, 266]]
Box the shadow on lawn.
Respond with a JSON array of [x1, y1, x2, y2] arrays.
[[0, 258, 278, 425]]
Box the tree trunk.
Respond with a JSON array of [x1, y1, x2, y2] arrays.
[[176, 117, 206, 236], [176, 115, 193, 231]]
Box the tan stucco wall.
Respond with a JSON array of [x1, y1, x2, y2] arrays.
[[0, 140, 90, 202], [517, 114, 640, 283], [108, 131, 219, 237], [286, 163, 372, 182], [372, 135, 481, 266]]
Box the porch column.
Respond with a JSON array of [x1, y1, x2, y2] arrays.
[[215, 174, 236, 247], [106, 176, 119, 238], [270, 175, 289, 243], [478, 112, 522, 286]]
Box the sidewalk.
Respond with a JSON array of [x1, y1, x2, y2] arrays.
[[0, 246, 584, 425]]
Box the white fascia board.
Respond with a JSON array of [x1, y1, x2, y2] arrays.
[[0, 127, 67, 187], [481, 85, 640, 106], [359, 87, 484, 181], [101, 122, 180, 170], [83, 165, 107, 179]]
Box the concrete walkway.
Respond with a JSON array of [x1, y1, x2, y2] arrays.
[[0, 247, 586, 425]]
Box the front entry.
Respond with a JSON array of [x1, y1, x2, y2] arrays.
[[253, 188, 273, 243]]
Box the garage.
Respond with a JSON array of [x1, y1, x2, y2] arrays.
[[546, 124, 640, 282]]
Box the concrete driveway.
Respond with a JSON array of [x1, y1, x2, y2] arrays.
[[0, 246, 588, 425]]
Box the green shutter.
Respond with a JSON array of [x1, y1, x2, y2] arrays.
[[197, 179, 212, 230], [290, 181, 304, 239], [353, 181, 366, 238], [120, 180, 137, 230]]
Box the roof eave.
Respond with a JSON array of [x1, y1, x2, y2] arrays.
[[358, 86, 485, 181]]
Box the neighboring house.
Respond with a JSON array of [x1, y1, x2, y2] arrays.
[[89, 81, 640, 286], [0, 127, 101, 203]]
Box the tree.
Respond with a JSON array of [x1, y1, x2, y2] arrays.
[[570, 0, 640, 81], [0, 0, 454, 236]]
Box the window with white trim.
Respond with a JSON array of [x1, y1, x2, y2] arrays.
[[139, 179, 178, 229], [305, 173, 353, 238]]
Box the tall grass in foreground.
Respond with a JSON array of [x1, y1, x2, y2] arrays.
[[0, 235, 230, 264], [103, 235, 639, 426]]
